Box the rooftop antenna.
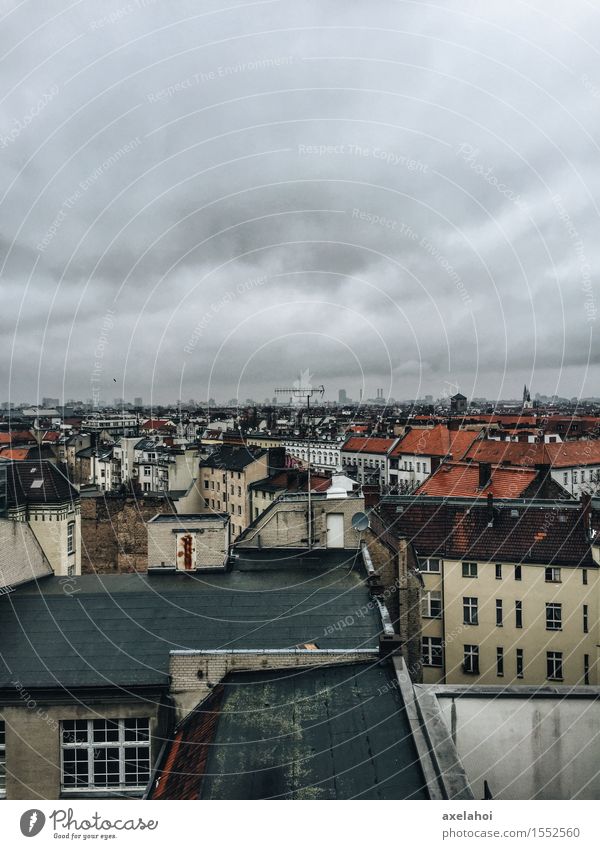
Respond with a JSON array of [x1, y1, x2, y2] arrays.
[[274, 376, 325, 550]]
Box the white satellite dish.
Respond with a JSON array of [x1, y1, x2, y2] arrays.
[[351, 511, 370, 532]]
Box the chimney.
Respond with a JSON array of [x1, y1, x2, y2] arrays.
[[581, 492, 592, 533], [478, 462, 492, 488]]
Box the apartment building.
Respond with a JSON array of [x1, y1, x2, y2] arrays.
[[466, 439, 600, 498], [199, 445, 284, 539], [4, 459, 81, 577], [341, 436, 398, 486], [284, 436, 344, 474], [388, 424, 478, 493], [378, 495, 599, 687]]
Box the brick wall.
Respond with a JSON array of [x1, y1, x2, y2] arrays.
[[147, 518, 229, 569], [169, 648, 379, 719], [366, 519, 423, 682], [80, 494, 173, 573]]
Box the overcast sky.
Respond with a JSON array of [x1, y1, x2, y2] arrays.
[[1, 0, 599, 406]]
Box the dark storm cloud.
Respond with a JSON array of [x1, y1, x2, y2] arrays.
[[1, 0, 598, 404]]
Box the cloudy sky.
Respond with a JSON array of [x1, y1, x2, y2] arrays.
[[1, 0, 598, 405]]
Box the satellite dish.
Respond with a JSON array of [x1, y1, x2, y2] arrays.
[[351, 511, 370, 532]]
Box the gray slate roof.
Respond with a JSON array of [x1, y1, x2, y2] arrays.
[[0, 552, 381, 691], [152, 661, 428, 800]]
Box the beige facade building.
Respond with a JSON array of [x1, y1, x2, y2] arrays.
[[199, 445, 284, 539], [378, 495, 599, 687]]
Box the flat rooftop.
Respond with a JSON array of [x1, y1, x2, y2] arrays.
[[0, 551, 381, 691]]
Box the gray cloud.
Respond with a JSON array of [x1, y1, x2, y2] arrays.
[[1, 0, 599, 404]]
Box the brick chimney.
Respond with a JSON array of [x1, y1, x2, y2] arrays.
[[478, 462, 492, 488]]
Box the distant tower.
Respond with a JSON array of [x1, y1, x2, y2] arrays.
[[338, 389, 347, 405], [523, 384, 533, 410]]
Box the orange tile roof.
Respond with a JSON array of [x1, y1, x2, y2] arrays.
[[0, 448, 31, 460], [466, 439, 600, 468], [342, 436, 395, 455], [415, 461, 537, 498], [391, 425, 477, 459]]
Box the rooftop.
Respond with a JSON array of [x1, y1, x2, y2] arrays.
[[150, 661, 428, 800], [0, 551, 382, 692]]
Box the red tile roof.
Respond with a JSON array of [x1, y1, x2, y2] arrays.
[[0, 431, 35, 445], [415, 461, 537, 499], [0, 448, 31, 460], [342, 436, 396, 455], [465, 439, 600, 468], [391, 425, 478, 459]]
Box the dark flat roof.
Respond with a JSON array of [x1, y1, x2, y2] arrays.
[[151, 661, 428, 800], [0, 553, 381, 691]]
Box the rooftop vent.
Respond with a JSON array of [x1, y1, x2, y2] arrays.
[[510, 509, 519, 518]]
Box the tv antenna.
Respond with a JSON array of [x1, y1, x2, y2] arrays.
[[274, 378, 325, 550]]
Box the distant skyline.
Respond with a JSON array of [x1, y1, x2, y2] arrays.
[[1, 2, 598, 404]]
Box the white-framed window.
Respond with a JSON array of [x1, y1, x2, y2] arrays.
[[463, 597, 478, 625], [61, 719, 150, 793], [67, 521, 75, 555], [547, 651, 563, 681], [462, 562, 477, 578], [463, 644, 479, 674], [573, 471, 578, 484], [546, 603, 562, 631], [422, 637, 443, 667], [419, 558, 441, 573], [421, 590, 442, 619], [563, 472, 568, 484], [545, 567, 561, 583], [0, 719, 5, 798], [144, 466, 151, 476]]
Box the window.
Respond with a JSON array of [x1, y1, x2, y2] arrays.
[[495, 563, 502, 580], [203, 480, 208, 489], [583, 604, 589, 633], [67, 521, 75, 555], [463, 645, 479, 674], [237, 505, 242, 516], [514, 564, 522, 581], [463, 597, 478, 625], [144, 466, 151, 476], [573, 471, 578, 484], [0, 720, 5, 798], [563, 472, 568, 485], [237, 487, 242, 497], [61, 719, 150, 792], [584, 654, 590, 686], [546, 603, 562, 631], [582, 569, 588, 585], [419, 558, 441, 573], [422, 590, 442, 619], [496, 599, 503, 627], [546, 651, 563, 681], [496, 647, 504, 677], [516, 648, 524, 679], [462, 562, 477, 578], [515, 601, 523, 629], [422, 637, 443, 667], [545, 567, 561, 583]]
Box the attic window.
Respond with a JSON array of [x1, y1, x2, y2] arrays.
[[31, 480, 44, 488], [510, 509, 519, 518], [558, 515, 567, 523]]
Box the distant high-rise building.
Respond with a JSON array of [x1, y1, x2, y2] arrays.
[[134, 397, 143, 407], [338, 389, 347, 404], [42, 397, 59, 408]]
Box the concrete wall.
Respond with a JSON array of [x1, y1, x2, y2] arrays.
[[0, 698, 163, 800], [437, 693, 600, 800], [238, 495, 366, 549], [80, 494, 172, 573], [147, 517, 229, 569], [0, 519, 52, 589], [169, 649, 378, 719]]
